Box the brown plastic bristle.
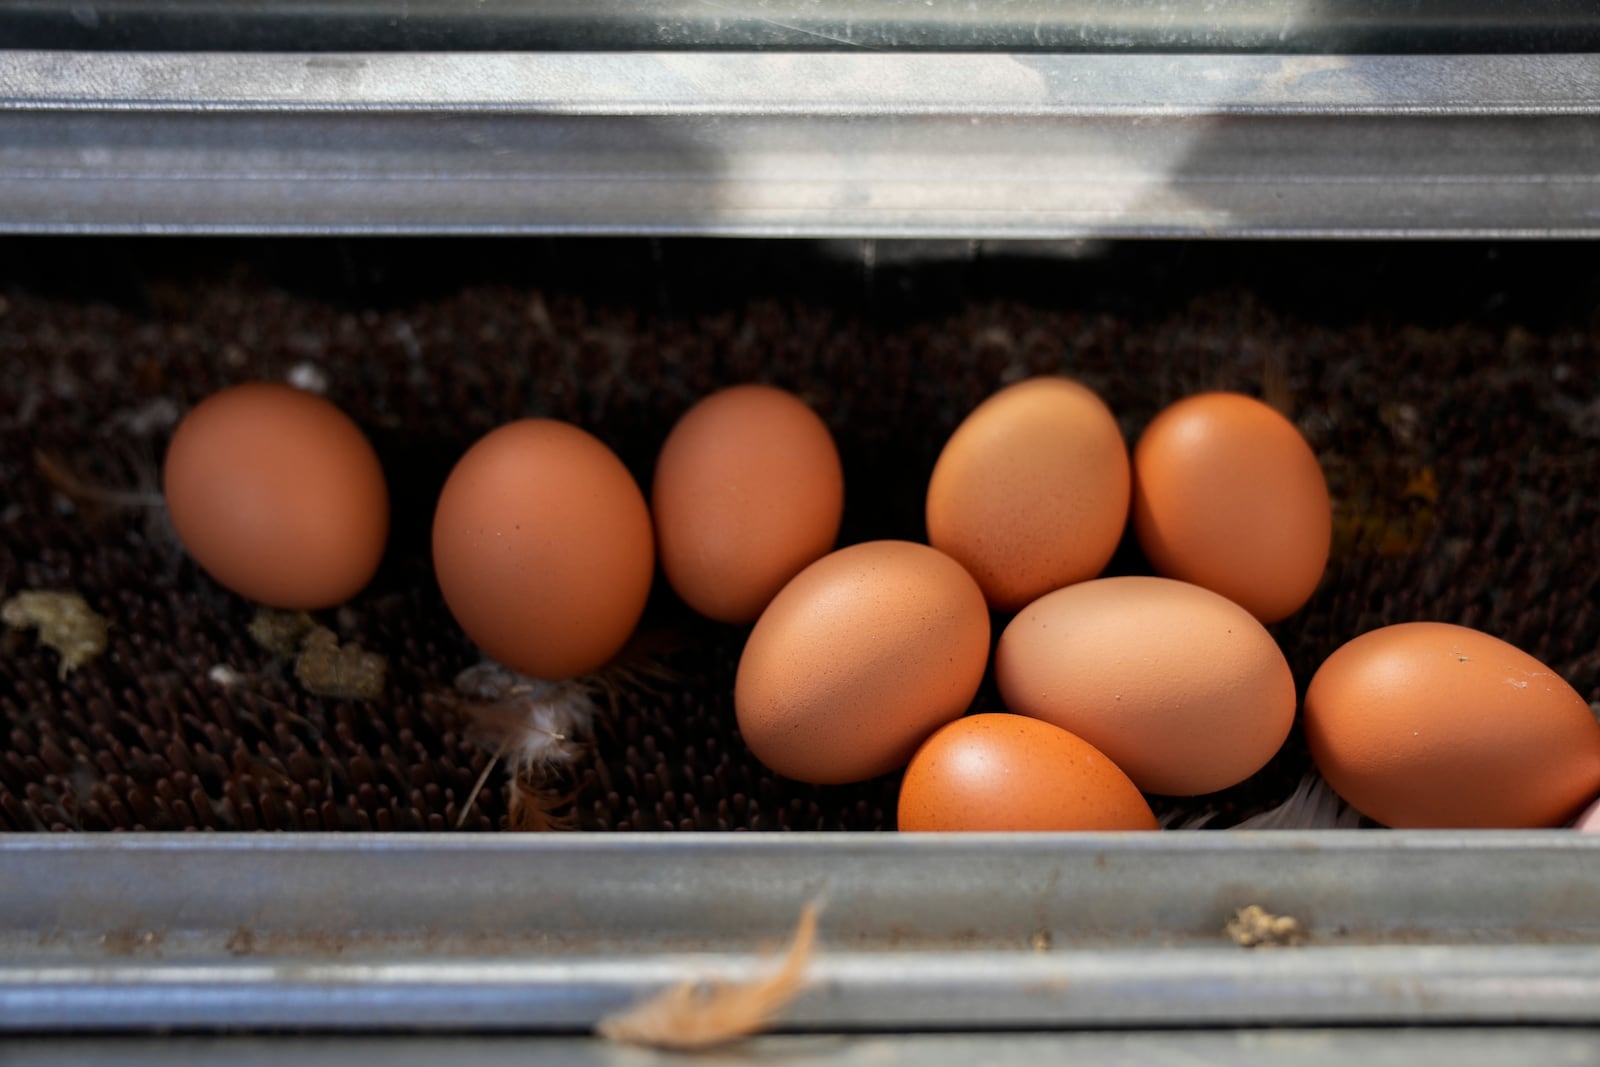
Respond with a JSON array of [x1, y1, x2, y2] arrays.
[[3, 241, 1599, 833]]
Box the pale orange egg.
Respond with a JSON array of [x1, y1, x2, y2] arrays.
[[995, 576, 1295, 796], [926, 376, 1130, 612], [898, 714, 1158, 832], [1305, 622, 1600, 828], [735, 541, 990, 785]]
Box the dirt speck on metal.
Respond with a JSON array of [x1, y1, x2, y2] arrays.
[[226, 927, 258, 957], [100, 928, 165, 957], [1226, 905, 1307, 948]]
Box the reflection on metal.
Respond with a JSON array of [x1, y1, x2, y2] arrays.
[[6, 1033, 1600, 1065], [1, 0, 1599, 53], [2, 832, 1599, 1031], [8, 51, 1600, 114], [0, 50, 1593, 238], [0, 51, 1597, 237]]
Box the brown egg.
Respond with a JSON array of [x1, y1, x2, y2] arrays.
[[162, 382, 389, 610], [432, 419, 654, 681], [1132, 392, 1330, 623], [926, 376, 1130, 612], [1304, 622, 1600, 828], [735, 540, 990, 785], [898, 714, 1158, 832], [995, 576, 1295, 796], [652, 385, 844, 624]]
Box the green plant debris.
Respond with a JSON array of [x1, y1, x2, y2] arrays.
[[248, 609, 317, 657], [293, 626, 386, 701], [2, 591, 109, 679]]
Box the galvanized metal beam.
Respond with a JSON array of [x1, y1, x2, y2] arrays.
[[1, 0, 1598, 54], [1, 52, 1598, 236], [3, 832, 1598, 1031], [7, 1031, 1600, 1067]]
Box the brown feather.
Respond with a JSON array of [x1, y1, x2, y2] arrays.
[[597, 901, 820, 1050]]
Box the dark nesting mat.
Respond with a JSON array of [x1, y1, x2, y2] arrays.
[[2, 240, 1597, 833]]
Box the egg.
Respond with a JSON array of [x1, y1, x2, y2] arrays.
[[432, 419, 654, 680], [926, 376, 1130, 612], [735, 540, 989, 785], [162, 382, 389, 610], [652, 385, 844, 624], [1304, 622, 1600, 828], [1573, 796, 1600, 831], [898, 713, 1158, 832], [994, 576, 1295, 796], [1132, 392, 1330, 623]]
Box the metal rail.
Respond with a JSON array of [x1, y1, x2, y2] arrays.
[[1, 52, 1598, 235], [2, 0, 1598, 54], [3, 832, 1598, 1031]]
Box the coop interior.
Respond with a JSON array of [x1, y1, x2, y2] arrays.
[[4, 237, 1597, 836]]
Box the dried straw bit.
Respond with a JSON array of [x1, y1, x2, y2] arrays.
[[248, 610, 386, 701], [2, 591, 108, 679], [249, 609, 317, 658], [597, 900, 821, 1050], [294, 627, 387, 701], [1226, 904, 1308, 949]]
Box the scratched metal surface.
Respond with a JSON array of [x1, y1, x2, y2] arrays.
[[3, 0, 1598, 52], [2, 833, 1600, 1031], [7, 1031, 1600, 1066], [2, 52, 1600, 235]]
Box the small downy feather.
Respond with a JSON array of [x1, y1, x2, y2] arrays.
[[452, 639, 679, 831], [1167, 773, 1361, 831], [36, 447, 180, 554], [453, 664, 598, 830], [597, 901, 821, 1051], [35, 447, 164, 516], [1233, 772, 1361, 830]]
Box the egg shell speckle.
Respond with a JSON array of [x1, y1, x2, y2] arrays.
[[898, 713, 1158, 831], [734, 540, 990, 785], [995, 575, 1296, 797], [1304, 622, 1600, 828]]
